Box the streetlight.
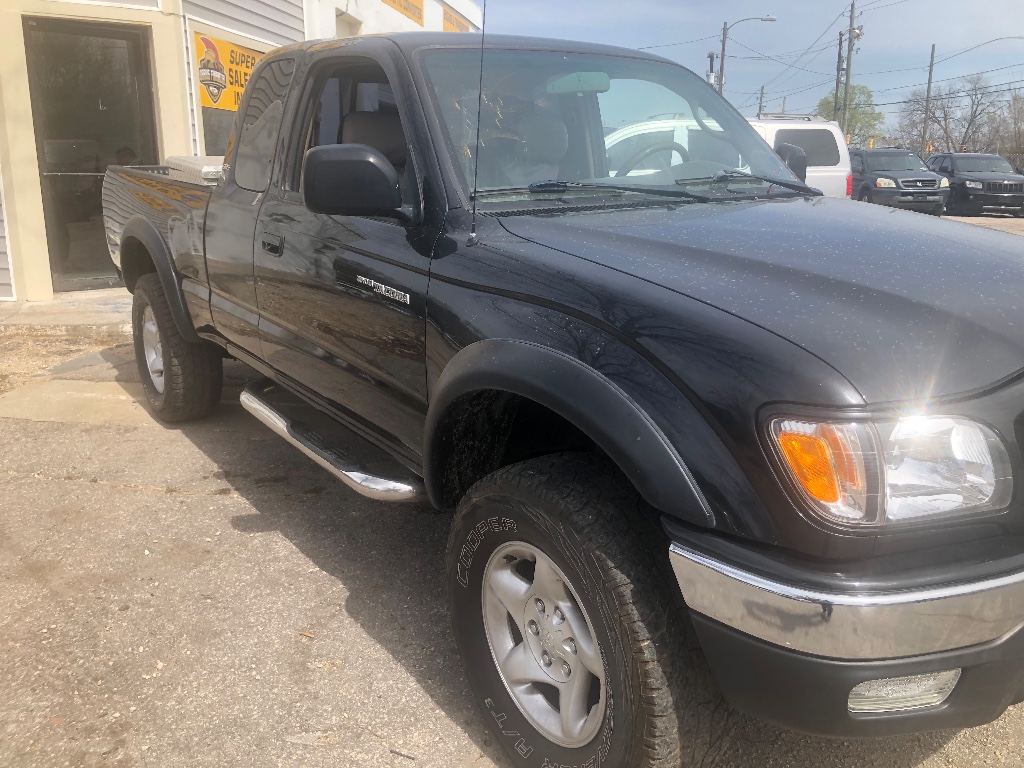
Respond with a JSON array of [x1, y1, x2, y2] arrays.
[[719, 15, 776, 96]]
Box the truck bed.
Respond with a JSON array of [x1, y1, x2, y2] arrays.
[[101, 159, 220, 276]]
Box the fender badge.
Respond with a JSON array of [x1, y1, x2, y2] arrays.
[[356, 275, 410, 305]]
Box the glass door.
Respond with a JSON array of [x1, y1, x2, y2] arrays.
[[24, 18, 158, 292]]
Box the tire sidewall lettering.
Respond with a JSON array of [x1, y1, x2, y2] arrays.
[[450, 495, 628, 767]]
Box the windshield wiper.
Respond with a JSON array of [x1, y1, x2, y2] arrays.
[[677, 170, 821, 196], [526, 180, 709, 201]]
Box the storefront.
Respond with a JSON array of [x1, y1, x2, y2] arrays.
[[0, 0, 479, 302]]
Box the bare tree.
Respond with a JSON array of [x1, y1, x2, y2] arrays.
[[890, 76, 1005, 153]]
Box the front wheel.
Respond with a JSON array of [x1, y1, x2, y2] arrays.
[[858, 188, 873, 204], [447, 454, 730, 768]]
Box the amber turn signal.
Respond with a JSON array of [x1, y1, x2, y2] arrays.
[[777, 432, 840, 503], [771, 419, 872, 524]]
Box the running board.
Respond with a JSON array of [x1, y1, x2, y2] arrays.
[[240, 382, 424, 502]]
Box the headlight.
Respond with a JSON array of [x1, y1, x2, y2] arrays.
[[965, 180, 983, 189], [940, 177, 949, 188], [770, 416, 1012, 527], [875, 178, 897, 188]]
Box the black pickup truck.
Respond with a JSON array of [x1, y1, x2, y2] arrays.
[[103, 32, 1024, 768]]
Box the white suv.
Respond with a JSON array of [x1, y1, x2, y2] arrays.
[[747, 116, 852, 198]]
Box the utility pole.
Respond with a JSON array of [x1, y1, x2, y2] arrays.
[[758, 85, 765, 117], [841, 0, 856, 135], [833, 30, 845, 120], [782, 96, 787, 113], [921, 43, 936, 153], [718, 21, 729, 95]]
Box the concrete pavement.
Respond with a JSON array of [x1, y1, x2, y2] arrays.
[[0, 288, 131, 335]]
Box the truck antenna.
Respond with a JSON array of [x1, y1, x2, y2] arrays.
[[466, 0, 488, 247]]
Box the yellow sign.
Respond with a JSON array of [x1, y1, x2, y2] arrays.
[[443, 4, 473, 31], [381, 0, 424, 25], [194, 33, 263, 111]]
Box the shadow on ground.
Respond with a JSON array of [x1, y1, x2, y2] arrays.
[[95, 344, 956, 767]]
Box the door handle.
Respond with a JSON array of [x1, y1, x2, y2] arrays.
[[261, 233, 284, 256]]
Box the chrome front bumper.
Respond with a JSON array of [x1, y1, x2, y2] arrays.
[[669, 543, 1024, 660]]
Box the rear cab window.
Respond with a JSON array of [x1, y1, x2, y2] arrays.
[[774, 128, 840, 168], [234, 58, 296, 192]]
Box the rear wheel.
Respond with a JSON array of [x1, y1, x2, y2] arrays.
[[132, 273, 223, 422], [447, 453, 730, 768]]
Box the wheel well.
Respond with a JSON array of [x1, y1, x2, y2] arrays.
[[430, 389, 599, 510], [120, 236, 157, 292]]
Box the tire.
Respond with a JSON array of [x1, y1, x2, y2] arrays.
[[132, 273, 223, 422], [858, 188, 873, 204], [447, 453, 730, 768], [928, 205, 944, 216]]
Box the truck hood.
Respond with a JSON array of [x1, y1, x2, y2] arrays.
[[498, 196, 1024, 404]]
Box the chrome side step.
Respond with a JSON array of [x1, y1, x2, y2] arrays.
[[240, 383, 424, 503]]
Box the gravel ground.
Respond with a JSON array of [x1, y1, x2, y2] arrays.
[[3, 251, 1024, 767]]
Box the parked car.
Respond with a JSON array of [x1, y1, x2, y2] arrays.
[[850, 148, 949, 215], [748, 114, 852, 198], [927, 152, 1024, 216], [604, 116, 741, 177], [103, 33, 1024, 768]]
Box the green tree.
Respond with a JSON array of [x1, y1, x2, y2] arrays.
[[816, 85, 885, 147]]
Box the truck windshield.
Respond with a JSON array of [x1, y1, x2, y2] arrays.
[[956, 156, 1016, 174], [420, 47, 794, 200], [865, 152, 928, 172]]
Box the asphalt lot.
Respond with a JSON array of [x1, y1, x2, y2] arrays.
[[944, 212, 1024, 236], [2, 212, 1024, 767]]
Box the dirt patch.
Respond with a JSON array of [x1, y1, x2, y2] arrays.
[[0, 330, 130, 395]]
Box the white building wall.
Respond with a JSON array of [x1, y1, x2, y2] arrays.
[[304, 0, 481, 40], [0, 163, 12, 300], [183, 0, 305, 46]]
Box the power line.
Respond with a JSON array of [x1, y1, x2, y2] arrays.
[[727, 39, 832, 75], [860, 0, 916, 12], [872, 77, 1024, 107], [738, 2, 851, 108], [636, 34, 718, 51], [786, 77, 1024, 114], [727, 42, 834, 61], [935, 36, 1024, 65], [874, 61, 1024, 94]]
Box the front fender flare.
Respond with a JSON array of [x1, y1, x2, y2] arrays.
[[424, 339, 713, 525], [121, 216, 200, 343]]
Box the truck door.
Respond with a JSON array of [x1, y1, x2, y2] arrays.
[[254, 56, 432, 458], [204, 58, 295, 357]]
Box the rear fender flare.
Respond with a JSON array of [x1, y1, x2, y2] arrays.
[[423, 338, 714, 524], [121, 216, 200, 343]]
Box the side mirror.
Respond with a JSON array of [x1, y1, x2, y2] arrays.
[[302, 143, 403, 218], [775, 142, 808, 182]]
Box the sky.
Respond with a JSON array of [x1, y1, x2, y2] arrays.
[[487, 0, 1024, 128]]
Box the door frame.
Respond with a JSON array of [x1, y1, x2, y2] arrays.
[[23, 16, 160, 291]]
